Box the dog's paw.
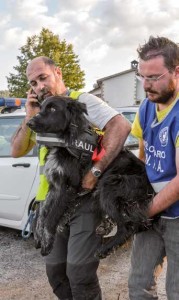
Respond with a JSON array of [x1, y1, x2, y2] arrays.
[[32, 214, 44, 250], [96, 218, 115, 236], [41, 241, 53, 256], [34, 238, 41, 249], [40, 228, 55, 256], [41, 244, 52, 256]]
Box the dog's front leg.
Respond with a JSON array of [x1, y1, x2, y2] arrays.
[[32, 201, 46, 249], [40, 188, 61, 256], [41, 185, 77, 256], [30, 180, 60, 255]]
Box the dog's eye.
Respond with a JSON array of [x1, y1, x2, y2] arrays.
[[50, 107, 56, 113]]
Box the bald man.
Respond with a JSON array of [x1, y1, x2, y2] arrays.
[[12, 56, 131, 300]]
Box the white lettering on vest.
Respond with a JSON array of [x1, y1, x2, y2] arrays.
[[157, 160, 164, 172], [145, 153, 151, 166], [144, 140, 165, 173]]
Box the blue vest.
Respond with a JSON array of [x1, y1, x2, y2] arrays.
[[139, 98, 179, 217]]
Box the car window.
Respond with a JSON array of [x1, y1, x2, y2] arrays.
[[125, 133, 138, 147], [0, 116, 34, 157], [119, 110, 139, 148], [122, 112, 136, 123]]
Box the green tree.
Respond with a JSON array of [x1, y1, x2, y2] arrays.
[[7, 28, 85, 97]]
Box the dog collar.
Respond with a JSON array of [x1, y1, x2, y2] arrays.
[[36, 133, 66, 147], [36, 128, 98, 160]]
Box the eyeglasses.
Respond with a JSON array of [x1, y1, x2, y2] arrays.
[[135, 70, 169, 83]]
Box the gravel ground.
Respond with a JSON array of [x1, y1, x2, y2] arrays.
[[0, 226, 167, 300]]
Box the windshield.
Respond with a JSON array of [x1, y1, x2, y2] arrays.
[[122, 111, 136, 123], [0, 116, 34, 157], [121, 111, 138, 148]]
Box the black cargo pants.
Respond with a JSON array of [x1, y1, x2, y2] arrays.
[[45, 199, 102, 300]]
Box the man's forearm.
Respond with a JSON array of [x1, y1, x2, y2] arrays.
[[11, 92, 42, 158], [94, 115, 131, 172], [148, 175, 179, 217], [11, 117, 35, 157]]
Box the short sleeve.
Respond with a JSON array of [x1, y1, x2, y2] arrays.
[[78, 93, 119, 130], [131, 112, 143, 139]]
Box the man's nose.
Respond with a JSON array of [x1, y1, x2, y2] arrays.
[[143, 79, 152, 90], [35, 81, 45, 93]]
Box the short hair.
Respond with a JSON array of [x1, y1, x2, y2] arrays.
[[40, 56, 56, 67], [137, 36, 179, 71]]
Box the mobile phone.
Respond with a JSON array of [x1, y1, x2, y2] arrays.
[[29, 88, 38, 99]]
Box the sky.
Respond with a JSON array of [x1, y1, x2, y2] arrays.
[[0, 0, 179, 92]]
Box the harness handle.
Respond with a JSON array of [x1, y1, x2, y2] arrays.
[[21, 210, 36, 239], [21, 201, 38, 239], [92, 136, 106, 162]]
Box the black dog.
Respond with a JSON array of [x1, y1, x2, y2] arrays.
[[27, 96, 154, 258]]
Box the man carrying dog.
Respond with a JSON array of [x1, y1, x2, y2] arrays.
[[11, 56, 131, 300], [129, 36, 179, 299]]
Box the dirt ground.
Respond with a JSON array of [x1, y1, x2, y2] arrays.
[[0, 227, 167, 300]]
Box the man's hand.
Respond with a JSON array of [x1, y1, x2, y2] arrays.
[[25, 88, 41, 119], [82, 170, 98, 190]]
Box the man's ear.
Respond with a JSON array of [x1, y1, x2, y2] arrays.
[[55, 67, 63, 80], [174, 66, 179, 78]]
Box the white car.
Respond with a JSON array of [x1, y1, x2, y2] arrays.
[[0, 102, 39, 230]]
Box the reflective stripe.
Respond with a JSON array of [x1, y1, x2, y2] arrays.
[[36, 135, 65, 144], [151, 181, 170, 193], [39, 146, 48, 166], [36, 135, 66, 147], [36, 146, 49, 201], [36, 174, 49, 201]]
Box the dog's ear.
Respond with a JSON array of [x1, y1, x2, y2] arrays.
[[67, 99, 88, 116], [66, 99, 88, 140], [77, 101, 88, 115]]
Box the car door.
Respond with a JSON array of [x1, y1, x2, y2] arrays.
[[0, 115, 39, 223]]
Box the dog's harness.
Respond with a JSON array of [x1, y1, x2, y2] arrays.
[[35, 126, 105, 202], [36, 126, 98, 162]]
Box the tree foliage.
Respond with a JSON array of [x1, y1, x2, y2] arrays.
[[7, 28, 85, 97]]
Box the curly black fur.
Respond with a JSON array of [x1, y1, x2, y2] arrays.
[[27, 95, 154, 258]]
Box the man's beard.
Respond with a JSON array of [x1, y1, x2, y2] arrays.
[[145, 80, 175, 104]]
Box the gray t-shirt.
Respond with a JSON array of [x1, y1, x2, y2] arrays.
[[78, 93, 119, 130]]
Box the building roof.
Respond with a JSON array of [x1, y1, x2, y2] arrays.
[[89, 68, 135, 93], [96, 68, 135, 84]]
